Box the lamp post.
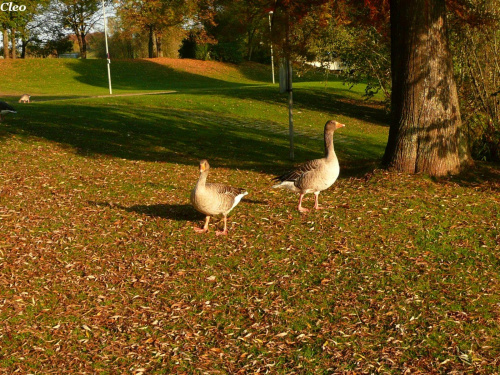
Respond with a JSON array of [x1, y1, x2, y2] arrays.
[[268, 11, 275, 84], [102, 0, 112, 95]]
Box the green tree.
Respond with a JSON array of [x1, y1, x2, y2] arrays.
[[55, 0, 103, 59], [198, 0, 269, 62], [308, 8, 391, 102], [450, 0, 500, 160], [0, 2, 13, 58], [13, 0, 51, 58], [117, 0, 195, 58]]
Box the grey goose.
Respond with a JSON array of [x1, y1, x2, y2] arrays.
[[191, 159, 248, 235], [273, 120, 345, 212]]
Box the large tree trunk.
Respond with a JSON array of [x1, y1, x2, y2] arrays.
[[383, 0, 472, 176], [11, 28, 16, 59], [156, 34, 163, 57], [21, 39, 28, 58], [3, 29, 9, 59], [80, 32, 87, 59], [148, 26, 154, 58], [76, 33, 87, 59], [247, 28, 256, 61], [127, 40, 134, 59]]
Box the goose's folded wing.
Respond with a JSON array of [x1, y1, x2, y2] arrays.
[[205, 183, 247, 211], [208, 183, 245, 196], [273, 159, 322, 182]]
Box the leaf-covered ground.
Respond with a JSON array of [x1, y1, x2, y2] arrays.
[[0, 58, 499, 374]]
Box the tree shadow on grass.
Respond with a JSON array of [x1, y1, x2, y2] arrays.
[[1, 101, 300, 170], [198, 85, 390, 127], [2, 100, 385, 175], [432, 162, 500, 192], [67, 59, 259, 92]]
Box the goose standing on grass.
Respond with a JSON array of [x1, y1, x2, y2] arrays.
[[273, 120, 345, 212], [19, 94, 31, 103], [191, 159, 248, 236], [0, 101, 17, 122]]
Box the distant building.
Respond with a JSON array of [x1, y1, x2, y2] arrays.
[[59, 53, 80, 58], [306, 60, 346, 73]]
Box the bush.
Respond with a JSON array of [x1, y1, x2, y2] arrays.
[[466, 114, 500, 162], [210, 42, 244, 64], [179, 37, 210, 60], [179, 39, 210, 60], [195, 44, 210, 60]]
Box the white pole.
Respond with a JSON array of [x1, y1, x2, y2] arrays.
[[102, 0, 112, 95], [268, 11, 275, 84], [287, 58, 294, 160]]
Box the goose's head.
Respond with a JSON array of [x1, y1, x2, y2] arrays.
[[325, 120, 346, 133], [199, 159, 210, 173]]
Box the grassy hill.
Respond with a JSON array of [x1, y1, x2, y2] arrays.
[[0, 58, 499, 374], [0, 58, 271, 96], [1, 57, 389, 168], [1, 57, 371, 97]]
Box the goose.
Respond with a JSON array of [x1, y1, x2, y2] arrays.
[[19, 94, 30, 103], [191, 159, 248, 236], [0, 101, 16, 122], [273, 119, 345, 212]]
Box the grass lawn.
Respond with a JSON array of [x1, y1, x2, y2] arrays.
[[0, 58, 499, 374]]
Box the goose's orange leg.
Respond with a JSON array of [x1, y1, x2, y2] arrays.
[[314, 192, 324, 210], [298, 194, 309, 213], [194, 216, 210, 233], [216, 216, 228, 236]]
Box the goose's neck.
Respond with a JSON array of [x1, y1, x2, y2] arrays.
[[324, 130, 336, 160], [197, 170, 208, 188]]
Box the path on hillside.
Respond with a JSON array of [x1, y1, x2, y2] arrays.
[[94, 91, 177, 98], [29, 84, 272, 103], [30, 91, 177, 102]]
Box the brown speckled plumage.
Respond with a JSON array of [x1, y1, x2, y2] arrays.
[[191, 160, 248, 235], [273, 120, 345, 212]]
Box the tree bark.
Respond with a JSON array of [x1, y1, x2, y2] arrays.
[[127, 40, 134, 59], [80, 32, 87, 59], [11, 28, 16, 59], [247, 28, 256, 61], [74, 32, 85, 59], [3, 29, 9, 59], [156, 34, 163, 57], [383, 0, 472, 176], [148, 26, 154, 58], [21, 39, 27, 58]]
